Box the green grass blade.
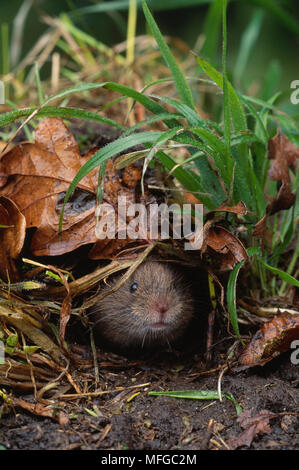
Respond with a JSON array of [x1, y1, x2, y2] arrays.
[[142, 0, 195, 110], [196, 56, 247, 133], [239, 95, 268, 144], [250, 0, 299, 35], [43, 82, 107, 105], [0, 106, 126, 129], [1, 79, 184, 130], [140, 127, 184, 193], [122, 113, 184, 135], [234, 8, 264, 85], [148, 389, 242, 415], [238, 92, 280, 111], [259, 260, 299, 288], [222, 0, 231, 161], [196, 57, 256, 209], [149, 390, 220, 399], [1, 23, 9, 76], [146, 94, 226, 205], [43, 82, 176, 123], [76, 0, 213, 16], [227, 260, 246, 341], [201, 0, 222, 61], [34, 62, 44, 105], [127, 0, 137, 63], [149, 94, 222, 133], [191, 127, 230, 186]]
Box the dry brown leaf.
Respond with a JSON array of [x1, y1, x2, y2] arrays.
[[268, 132, 299, 183], [208, 200, 247, 217], [237, 312, 299, 368], [0, 118, 97, 256], [229, 409, 275, 449], [253, 132, 298, 239], [0, 196, 26, 281], [202, 224, 248, 271]]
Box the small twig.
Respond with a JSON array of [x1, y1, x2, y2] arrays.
[[200, 418, 214, 450], [61, 382, 151, 400], [217, 366, 228, 402], [90, 329, 99, 386]]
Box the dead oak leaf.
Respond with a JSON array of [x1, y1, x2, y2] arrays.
[[268, 132, 299, 183], [202, 224, 248, 271], [0, 196, 26, 281], [207, 200, 247, 218], [253, 183, 295, 238], [237, 312, 299, 368], [0, 118, 93, 189], [229, 409, 275, 449], [253, 133, 298, 239], [0, 118, 97, 256]]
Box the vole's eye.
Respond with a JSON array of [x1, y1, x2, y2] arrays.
[[130, 282, 138, 293]]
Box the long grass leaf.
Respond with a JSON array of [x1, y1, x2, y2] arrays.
[[0, 106, 126, 129], [201, 0, 222, 61], [234, 9, 264, 85], [148, 389, 242, 415], [259, 260, 299, 287], [227, 260, 246, 341], [142, 0, 195, 110], [76, 0, 214, 16], [196, 56, 247, 132]]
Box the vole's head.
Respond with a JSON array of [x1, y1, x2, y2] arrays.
[[91, 261, 194, 350]]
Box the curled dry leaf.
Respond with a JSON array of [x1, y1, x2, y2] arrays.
[[0, 118, 96, 256], [229, 408, 275, 449], [0, 140, 15, 187], [0, 196, 26, 281], [268, 132, 299, 182], [237, 311, 299, 369], [202, 224, 248, 271], [253, 132, 298, 238], [253, 183, 295, 238], [207, 200, 247, 217]]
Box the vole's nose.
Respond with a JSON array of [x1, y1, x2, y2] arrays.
[[155, 300, 169, 316]]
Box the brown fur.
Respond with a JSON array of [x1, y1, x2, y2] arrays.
[[90, 261, 194, 350]]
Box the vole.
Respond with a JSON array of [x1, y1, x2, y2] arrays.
[[89, 261, 196, 352]]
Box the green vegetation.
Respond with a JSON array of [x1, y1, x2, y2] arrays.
[[0, 0, 298, 339]]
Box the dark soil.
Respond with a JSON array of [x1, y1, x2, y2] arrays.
[[0, 340, 298, 451]]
